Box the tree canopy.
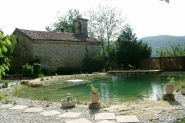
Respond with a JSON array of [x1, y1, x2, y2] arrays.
[[86, 5, 125, 48], [111, 25, 152, 69], [156, 42, 185, 57], [160, 0, 169, 3], [0, 29, 16, 79], [45, 9, 82, 33]]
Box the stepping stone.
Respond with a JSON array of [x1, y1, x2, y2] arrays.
[[116, 115, 139, 123], [96, 120, 116, 123], [9, 105, 28, 110], [95, 113, 115, 120], [182, 103, 185, 107], [24, 107, 43, 113], [40, 110, 60, 116], [66, 118, 92, 123], [59, 112, 81, 118], [0, 104, 13, 109]]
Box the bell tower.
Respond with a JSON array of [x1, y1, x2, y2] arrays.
[[74, 18, 88, 36]]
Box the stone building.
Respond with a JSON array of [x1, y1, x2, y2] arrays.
[[12, 18, 100, 72]]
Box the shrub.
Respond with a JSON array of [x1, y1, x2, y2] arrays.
[[83, 54, 105, 73], [57, 66, 81, 75], [22, 63, 34, 77], [2, 82, 8, 88], [38, 73, 45, 78], [22, 60, 43, 77], [33, 63, 41, 77], [41, 67, 49, 75], [101, 68, 106, 72], [29, 58, 40, 65]]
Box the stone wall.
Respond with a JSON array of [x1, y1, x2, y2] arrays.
[[10, 33, 34, 70], [32, 40, 100, 71], [11, 31, 100, 72]]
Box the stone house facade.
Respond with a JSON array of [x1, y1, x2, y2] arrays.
[[12, 18, 100, 72]]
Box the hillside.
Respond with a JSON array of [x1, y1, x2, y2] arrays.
[[140, 35, 185, 57]]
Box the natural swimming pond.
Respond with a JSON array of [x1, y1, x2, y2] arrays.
[[16, 75, 185, 103]]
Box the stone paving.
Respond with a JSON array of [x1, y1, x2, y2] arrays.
[[24, 107, 43, 113], [95, 113, 115, 120], [0, 104, 13, 108], [116, 115, 139, 123], [59, 112, 81, 118], [66, 118, 93, 123], [96, 120, 116, 123], [40, 110, 60, 116], [0, 104, 140, 123], [9, 105, 28, 110]]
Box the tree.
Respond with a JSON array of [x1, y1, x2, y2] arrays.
[[156, 42, 185, 57], [115, 24, 152, 69], [86, 4, 125, 49], [160, 0, 169, 3], [0, 29, 16, 79], [46, 9, 82, 33]]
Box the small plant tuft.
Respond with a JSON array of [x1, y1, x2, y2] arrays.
[[38, 73, 45, 78], [40, 77, 44, 81], [167, 75, 175, 84], [90, 84, 98, 93], [2, 82, 8, 88], [0, 93, 3, 100], [42, 95, 50, 101]]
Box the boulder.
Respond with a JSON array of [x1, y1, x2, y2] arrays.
[[89, 103, 100, 109], [163, 94, 175, 100], [181, 88, 185, 95], [29, 81, 43, 87], [20, 80, 29, 85]]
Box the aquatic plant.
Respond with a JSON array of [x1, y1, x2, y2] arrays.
[[1, 91, 12, 104], [0, 93, 3, 100], [42, 95, 50, 101], [13, 86, 20, 96]]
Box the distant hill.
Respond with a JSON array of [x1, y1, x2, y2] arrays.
[[140, 35, 185, 57]]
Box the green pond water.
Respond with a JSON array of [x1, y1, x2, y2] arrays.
[[16, 75, 185, 103]]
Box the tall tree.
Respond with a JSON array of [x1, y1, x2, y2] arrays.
[[46, 9, 82, 33], [0, 29, 16, 79], [156, 42, 185, 57], [115, 24, 151, 69], [160, 0, 169, 3], [86, 4, 125, 49]]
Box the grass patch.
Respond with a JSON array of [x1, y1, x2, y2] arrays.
[[174, 117, 185, 123]]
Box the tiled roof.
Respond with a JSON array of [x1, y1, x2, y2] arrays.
[[14, 28, 100, 43]]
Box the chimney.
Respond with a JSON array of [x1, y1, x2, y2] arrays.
[[74, 18, 88, 36]]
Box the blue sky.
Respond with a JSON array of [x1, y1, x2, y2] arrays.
[[1, 0, 185, 38]]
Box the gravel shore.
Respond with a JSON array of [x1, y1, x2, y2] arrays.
[[0, 98, 102, 123], [0, 91, 185, 123]]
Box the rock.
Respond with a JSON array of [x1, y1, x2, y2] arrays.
[[89, 103, 100, 109], [29, 81, 43, 87], [163, 94, 175, 100], [181, 88, 185, 95], [20, 80, 29, 85]]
